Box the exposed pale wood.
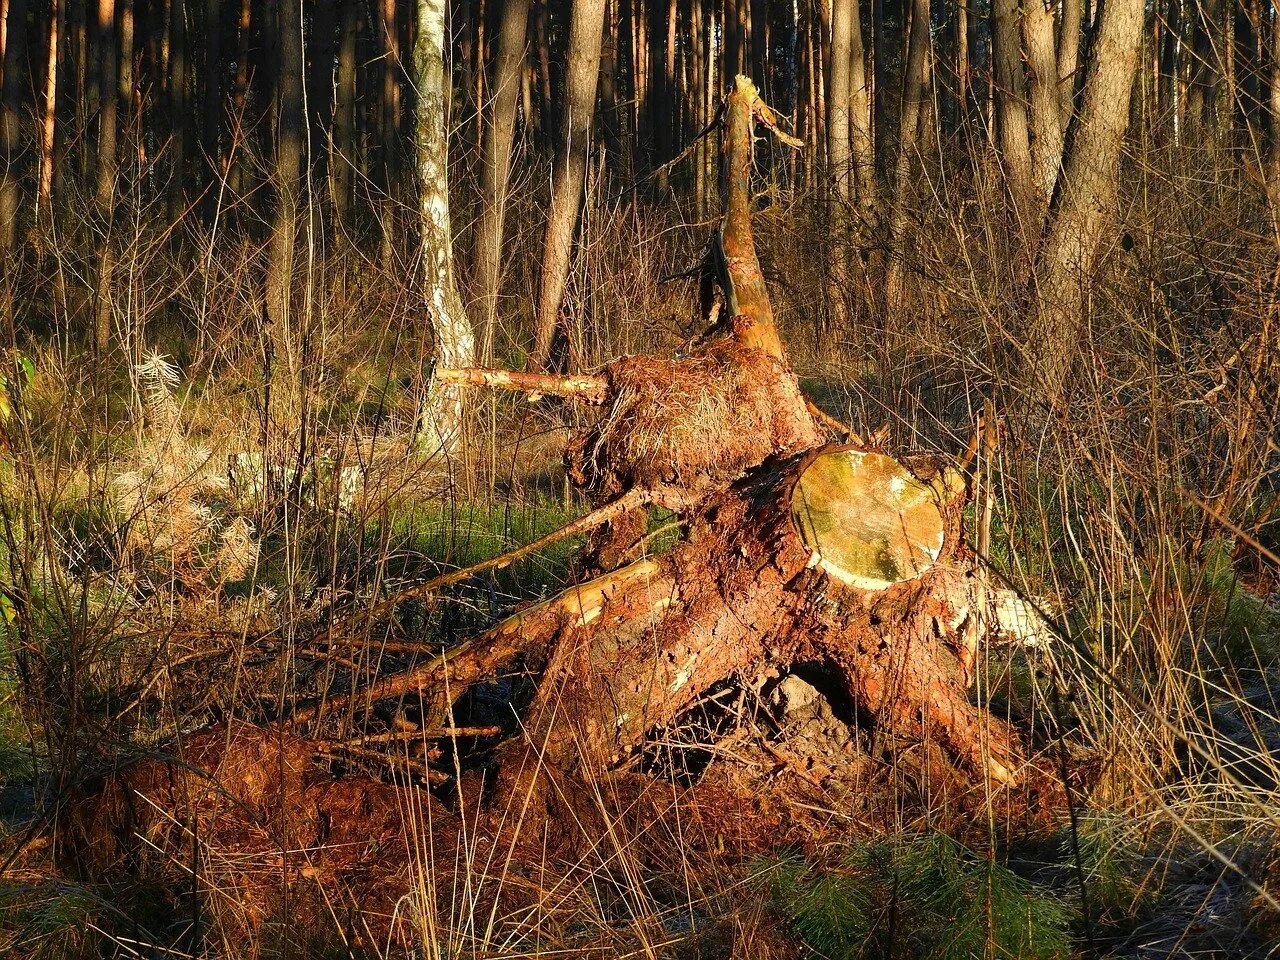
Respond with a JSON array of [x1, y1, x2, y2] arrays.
[[790, 449, 946, 590], [437, 366, 609, 403]]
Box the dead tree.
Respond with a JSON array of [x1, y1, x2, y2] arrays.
[[312, 76, 1019, 790]]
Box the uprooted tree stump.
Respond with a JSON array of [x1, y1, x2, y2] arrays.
[[310, 75, 1017, 789], [70, 77, 1026, 946]]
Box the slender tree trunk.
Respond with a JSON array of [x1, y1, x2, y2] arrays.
[[414, 0, 475, 454], [471, 0, 531, 361], [884, 0, 932, 314], [953, 0, 971, 131], [849, 0, 876, 219], [827, 0, 853, 328], [1033, 0, 1145, 394], [1060, 0, 1084, 127], [202, 0, 220, 210], [117, 0, 132, 149], [378, 0, 400, 263], [332, 0, 357, 223], [1266, 0, 1280, 236], [228, 0, 250, 195], [266, 0, 303, 327], [1024, 0, 1065, 202], [92, 0, 117, 351], [0, 0, 29, 265], [167, 0, 186, 219], [38, 0, 57, 216], [530, 0, 606, 371], [993, 0, 1036, 218]]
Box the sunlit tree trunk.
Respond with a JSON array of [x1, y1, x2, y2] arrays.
[[471, 0, 531, 361], [414, 0, 475, 454], [530, 0, 606, 370], [1024, 0, 1065, 202], [93, 0, 117, 351], [1267, 0, 1280, 237], [38, 0, 57, 216], [1033, 0, 1145, 394], [993, 0, 1035, 219], [1059, 0, 1083, 127], [884, 0, 931, 314]]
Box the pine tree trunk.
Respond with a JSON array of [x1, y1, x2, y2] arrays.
[[0, 0, 29, 264], [92, 0, 117, 352], [332, 0, 357, 224], [471, 0, 531, 361], [266, 0, 303, 327], [414, 0, 475, 455], [530, 0, 606, 371]]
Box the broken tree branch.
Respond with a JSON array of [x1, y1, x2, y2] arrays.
[[436, 366, 609, 403], [293, 556, 671, 725], [361, 487, 652, 624]]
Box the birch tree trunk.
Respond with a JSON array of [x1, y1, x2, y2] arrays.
[[1033, 0, 1145, 394], [415, 0, 475, 455], [471, 0, 531, 362], [530, 0, 606, 371]]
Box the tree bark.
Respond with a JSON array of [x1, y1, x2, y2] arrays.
[[167, 0, 186, 219], [884, 0, 932, 314], [530, 0, 606, 371], [1060, 0, 1084, 126], [1024, 0, 1065, 202], [332, 0, 357, 224], [1266, 0, 1280, 236], [266, 0, 303, 328], [992, 0, 1036, 219], [1033, 0, 1145, 395], [92, 0, 117, 352], [38, 0, 57, 216], [0, 0, 29, 265], [414, 0, 476, 456], [471, 0, 531, 362]]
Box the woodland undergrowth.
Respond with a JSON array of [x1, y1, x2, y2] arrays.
[[0, 138, 1277, 958]]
